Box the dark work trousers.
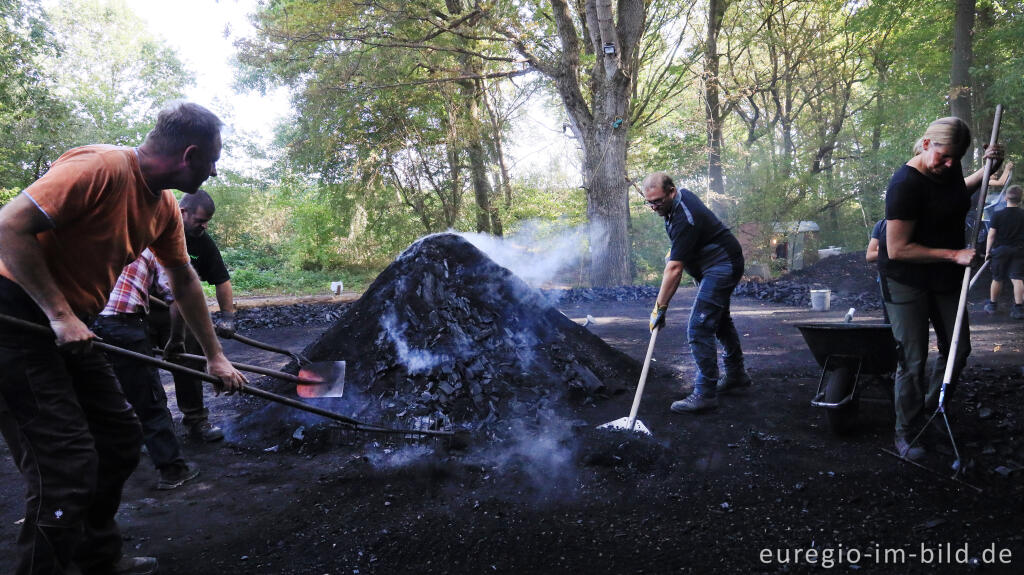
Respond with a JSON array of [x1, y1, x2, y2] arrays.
[[883, 277, 970, 437], [0, 276, 142, 575], [146, 307, 209, 428], [92, 314, 185, 471]]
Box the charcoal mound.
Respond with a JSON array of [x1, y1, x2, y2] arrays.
[[299, 233, 639, 433], [735, 251, 885, 310]]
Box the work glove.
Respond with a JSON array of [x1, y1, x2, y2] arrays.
[[214, 312, 236, 336], [649, 303, 667, 332]]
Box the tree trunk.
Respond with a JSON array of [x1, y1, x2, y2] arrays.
[[584, 118, 631, 286], [497, 0, 645, 285], [705, 0, 728, 216], [951, 0, 975, 170]]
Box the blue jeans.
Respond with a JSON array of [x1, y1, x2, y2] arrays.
[[688, 258, 745, 397]]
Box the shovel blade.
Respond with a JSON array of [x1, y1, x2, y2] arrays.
[[597, 417, 652, 436], [296, 361, 346, 398]]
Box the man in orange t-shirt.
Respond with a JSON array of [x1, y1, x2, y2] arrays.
[[0, 102, 247, 575]]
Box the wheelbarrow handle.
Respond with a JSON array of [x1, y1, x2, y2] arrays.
[[0, 313, 452, 438]]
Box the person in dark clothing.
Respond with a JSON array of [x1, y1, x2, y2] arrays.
[[984, 185, 1024, 318], [92, 249, 200, 490], [150, 189, 236, 442], [865, 219, 891, 323], [884, 116, 1002, 461], [0, 102, 247, 575], [642, 172, 750, 414]]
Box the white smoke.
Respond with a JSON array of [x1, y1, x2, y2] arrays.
[[459, 220, 589, 287], [379, 311, 445, 374]]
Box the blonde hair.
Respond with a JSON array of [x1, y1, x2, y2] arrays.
[[1006, 185, 1022, 204], [921, 117, 971, 158]]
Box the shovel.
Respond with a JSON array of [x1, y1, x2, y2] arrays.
[[598, 326, 658, 435], [214, 330, 346, 398], [156, 350, 345, 399], [0, 313, 452, 438]]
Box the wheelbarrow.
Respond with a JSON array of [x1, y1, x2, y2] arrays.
[[794, 321, 898, 434]]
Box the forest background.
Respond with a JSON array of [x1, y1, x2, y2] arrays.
[[2, 0, 1022, 293]]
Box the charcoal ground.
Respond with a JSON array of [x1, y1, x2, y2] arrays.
[[1, 261, 1023, 574]]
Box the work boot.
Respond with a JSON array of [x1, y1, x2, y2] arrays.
[[983, 300, 997, 314], [157, 461, 200, 490], [186, 420, 224, 443], [716, 372, 753, 395], [670, 393, 719, 414], [1011, 304, 1024, 320], [107, 556, 159, 575], [894, 435, 926, 461]]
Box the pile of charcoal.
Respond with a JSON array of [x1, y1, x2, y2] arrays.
[[734, 251, 885, 311], [542, 285, 659, 304], [733, 279, 883, 311], [296, 233, 638, 436], [228, 303, 348, 331]]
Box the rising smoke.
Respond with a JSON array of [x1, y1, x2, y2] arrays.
[[459, 220, 595, 288]]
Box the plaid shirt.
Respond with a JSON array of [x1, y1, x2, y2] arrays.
[[99, 249, 173, 316]]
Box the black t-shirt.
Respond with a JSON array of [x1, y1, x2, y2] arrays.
[[185, 233, 230, 286], [664, 188, 743, 280], [990, 206, 1024, 249], [885, 164, 970, 290], [871, 219, 887, 277]]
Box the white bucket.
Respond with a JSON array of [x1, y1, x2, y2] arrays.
[[330, 281, 344, 295], [810, 289, 831, 312]]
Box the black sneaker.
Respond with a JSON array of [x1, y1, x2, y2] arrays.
[[716, 372, 753, 395], [186, 420, 224, 443], [157, 462, 199, 490], [984, 300, 997, 314], [112, 556, 158, 575], [1011, 304, 1024, 320]]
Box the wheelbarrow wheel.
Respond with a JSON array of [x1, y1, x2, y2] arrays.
[[824, 365, 859, 435]]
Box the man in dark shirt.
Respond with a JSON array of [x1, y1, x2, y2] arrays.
[[984, 185, 1024, 319], [642, 172, 750, 413], [155, 189, 237, 442]]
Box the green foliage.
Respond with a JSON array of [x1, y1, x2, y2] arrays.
[[0, 188, 20, 206], [45, 0, 193, 147]]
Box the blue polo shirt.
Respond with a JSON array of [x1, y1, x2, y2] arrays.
[[664, 188, 743, 280]]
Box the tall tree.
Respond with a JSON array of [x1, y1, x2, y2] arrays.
[[45, 0, 193, 146], [951, 0, 975, 168], [705, 0, 729, 216], [0, 0, 74, 187], [493, 0, 691, 285]]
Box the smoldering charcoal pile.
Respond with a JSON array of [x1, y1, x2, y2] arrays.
[[299, 233, 638, 432]]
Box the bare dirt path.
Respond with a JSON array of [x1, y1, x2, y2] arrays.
[[1, 292, 1021, 574]]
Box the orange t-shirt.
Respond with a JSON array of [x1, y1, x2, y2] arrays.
[[0, 145, 189, 316]]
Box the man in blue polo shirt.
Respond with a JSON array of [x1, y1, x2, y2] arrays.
[[642, 172, 751, 413]]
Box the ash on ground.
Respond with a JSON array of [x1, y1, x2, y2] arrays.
[[282, 233, 638, 439]]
